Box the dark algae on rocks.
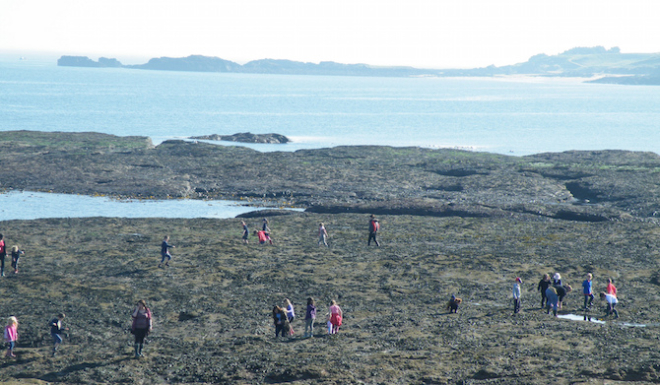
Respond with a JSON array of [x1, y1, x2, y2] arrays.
[[2, 131, 660, 223], [2, 131, 660, 384], [1, 216, 660, 384]]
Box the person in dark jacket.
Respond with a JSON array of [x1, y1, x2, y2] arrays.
[[131, 300, 152, 358], [49, 313, 68, 356], [158, 236, 175, 268], [537, 274, 551, 308]]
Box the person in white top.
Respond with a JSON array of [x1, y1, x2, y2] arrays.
[[318, 223, 329, 247], [600, 292, 619, 319], [512, 277, 522, 314]]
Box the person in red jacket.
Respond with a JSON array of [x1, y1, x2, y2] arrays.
[[368, 215, 380, 247], [606, 278, 617, 297], [0, 233, 6, 277]]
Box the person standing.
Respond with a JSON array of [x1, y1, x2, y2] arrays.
[[329, 300, 343, 334], [284, 299, 295, 323], [4, 316, 18, 358], [304, 297, 316, 338], [582, 273, 595, 309], [513, 277, 522, 314], [318, 223, 329, 247], [11, 246, 25, 274], [131, 300, 152, 358], [241, 221, 249, 244], [367, 215, 380, 247], [537, 274, 551, 308], [49, 313, 68, 356], [158, 236, 175, 268], [0, 233, 6, 277], [606, 278, 617, 297]]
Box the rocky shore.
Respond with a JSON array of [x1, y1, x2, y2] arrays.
[[2, 130, 660, 223], [2, 131, 660, 384]]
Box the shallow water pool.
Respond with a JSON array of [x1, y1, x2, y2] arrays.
[[0, 191, 302, 220]]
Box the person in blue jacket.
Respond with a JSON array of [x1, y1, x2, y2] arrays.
[[582, 273, 595, 309], [158, 236, 175, 268]]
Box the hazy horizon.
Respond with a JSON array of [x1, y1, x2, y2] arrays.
[[2, 0, 659, 69], [3, 45, 660, 71]]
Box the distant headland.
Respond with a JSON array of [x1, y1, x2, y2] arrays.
[[57, 46, 660, 85]]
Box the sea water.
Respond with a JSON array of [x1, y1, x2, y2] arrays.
[[2, 59, 660, 156], [2, 59, 660, 219]]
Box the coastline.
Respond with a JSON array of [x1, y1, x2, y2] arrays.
[[2, 130, 660, 383]]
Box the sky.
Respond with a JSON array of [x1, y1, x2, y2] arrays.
[[1, 0, 659, 68]]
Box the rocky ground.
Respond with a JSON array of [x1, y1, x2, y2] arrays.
[[1, 131, 660, 384], [2, 130, 660, 222], [1, 214, 660, 384]]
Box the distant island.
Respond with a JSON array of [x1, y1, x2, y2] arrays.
[[57, 46, 660, 85], [189, 132, 290, 144]]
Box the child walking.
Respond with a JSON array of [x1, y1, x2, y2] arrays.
[[50, 313, 68, 356], [304, 297, 316, 338], [158, 236, 175, 268], [582, 273, 595, 309], [329, 300, 343, 334], [4, 316, 18, 358], [11, 246, 25, 274], [512, 277, 522, 314], [285, 299, 295, 335]]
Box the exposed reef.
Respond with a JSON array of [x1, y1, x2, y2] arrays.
[[2, 131, 660, 224], [190, 132, 290, 144]]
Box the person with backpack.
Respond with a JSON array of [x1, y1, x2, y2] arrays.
[[131, 300, 152, 358], [49, 313, 68, 356], [367, 215, 380, 247]]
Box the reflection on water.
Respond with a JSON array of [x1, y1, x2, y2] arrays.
[[0, 191, 302, 220], [557, 313, 648, 327], [557, 313, 606, 324]]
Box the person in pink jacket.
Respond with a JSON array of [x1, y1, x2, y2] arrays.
[[329, 300, 343, 334], [4, 316, 18, 358]]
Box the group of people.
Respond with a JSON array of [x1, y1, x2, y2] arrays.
[[442, 273, 620, 319], [531, 273, 619, 318], [272, 298, 343, 338], [4, 313, 68, 359], [0, 233, 25, 277], [243, 218, 274, 245], [239, 215, 381, 249], [3, 300, 152, 360]]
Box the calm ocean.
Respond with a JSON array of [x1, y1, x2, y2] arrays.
[[3, 59, 660, 156]]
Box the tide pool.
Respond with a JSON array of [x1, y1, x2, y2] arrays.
[[0, 191, 301, 220]]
